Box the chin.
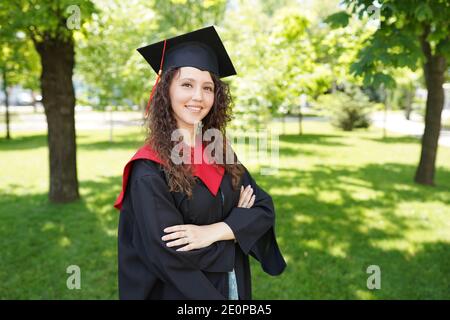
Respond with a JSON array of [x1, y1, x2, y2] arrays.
[[182, 112, 206, 124], [188, 117, 205, 126]]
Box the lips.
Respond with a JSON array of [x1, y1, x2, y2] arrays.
[[185, 105, 203, 113]]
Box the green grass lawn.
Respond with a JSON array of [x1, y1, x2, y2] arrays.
[[0, 121, 449, 299]]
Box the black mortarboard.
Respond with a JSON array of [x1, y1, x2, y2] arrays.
[[137, 25, 237, 79]]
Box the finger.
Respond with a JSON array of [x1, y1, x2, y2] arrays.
[[176, 244, 194, 252], [164, 225, 184, 233], [166, 237, 190, 247], [242, 187, 253, 205], [238, 193, 246, 207], [238, 186, 252, 205], [247, 194, 256, 208], [161, 231, 185, 241], [238, 187, 246, 207]]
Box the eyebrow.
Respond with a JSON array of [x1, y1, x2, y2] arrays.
[[180, 77, 214, 86]]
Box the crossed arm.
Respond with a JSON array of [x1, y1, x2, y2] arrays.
[[161, 184, 256, 251]]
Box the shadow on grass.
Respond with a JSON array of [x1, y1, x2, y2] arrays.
[[0, 134, 48, 151], [364, 136, 422, 145], [78, 132, 350, 153], [0, 175, 122, 299], [0, 131, 143, 152], [2, 129, 449, 299], [280, 133, 349, 147], [275, 133, 351, 158], [0, 131, 348, 154], [250, 163, 450, 299], [77, 138, 143, 151]]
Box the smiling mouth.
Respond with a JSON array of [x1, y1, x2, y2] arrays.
[[185, 105, 203, 113]]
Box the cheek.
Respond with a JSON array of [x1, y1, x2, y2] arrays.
[[205, 94, 215, 109], [170, 91, 190, 114], [171, 90, 190, 105]]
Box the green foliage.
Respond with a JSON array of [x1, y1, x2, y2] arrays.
[[313, 14, 374, 92], [0, 0, 97, 42], [315, 85, 374, 131], [224, 1, 345, 130], [0, 2, 40, 92], [0, 32, 40, 92], [324, 11, 351, 28], [382, 68, 423, 115], [76, 0, 157, 109], [331, 0, 450, 88], [221, 1, 273, 130], [267, 9, 319, 113], [0, 0, 98, 102], [152, 0, 227, 35], [76, 0, 228, 110]]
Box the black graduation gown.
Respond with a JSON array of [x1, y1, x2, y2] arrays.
[[118, 159, 286, 300]]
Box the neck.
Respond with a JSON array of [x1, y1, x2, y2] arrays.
[[177, 121, 202, 147]]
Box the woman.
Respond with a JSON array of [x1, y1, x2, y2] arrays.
[[114, 26, 286, 300]]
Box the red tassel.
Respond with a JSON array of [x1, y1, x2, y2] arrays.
[[145, 39, 167, 118]]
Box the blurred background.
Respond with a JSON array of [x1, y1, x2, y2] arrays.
[[0, 0, 449, 299]]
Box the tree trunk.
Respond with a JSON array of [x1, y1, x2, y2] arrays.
[[382, 96, 388, 139], [35, 35, 79, 202], [403, 86, 414, 121], [298, 113, 303, 135], [31, 91, 38, 113], [415, 34, 446, 185], [2, 69, 11, 140]]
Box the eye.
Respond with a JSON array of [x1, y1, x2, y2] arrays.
[[205, 87, 214, 92], [182, 83, 192, 88]]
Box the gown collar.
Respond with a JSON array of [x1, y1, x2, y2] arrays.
[[114, 143, 225, 210]]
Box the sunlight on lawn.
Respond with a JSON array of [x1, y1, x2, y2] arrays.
[[1, 121, 449, 299]]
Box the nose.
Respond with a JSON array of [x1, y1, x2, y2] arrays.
[[192, 86, 203, 102]]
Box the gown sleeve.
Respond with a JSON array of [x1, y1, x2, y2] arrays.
[[223, 167, 286, 276], [126, 169, 235, 299]]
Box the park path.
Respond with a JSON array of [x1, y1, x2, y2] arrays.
[[371, 111, 450, 148], [1, 106, 449, 148], [275, 110, 450, 148], [0, 106, 143, 132]]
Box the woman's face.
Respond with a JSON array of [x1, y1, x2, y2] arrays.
[[169, 66, 215, 129]]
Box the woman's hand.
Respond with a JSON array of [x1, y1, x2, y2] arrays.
[[162, 185, 255, 251], [238, 184, 255, 208], [162, 223, 228, 252]]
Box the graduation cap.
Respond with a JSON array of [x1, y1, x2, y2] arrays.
[[137, 25, 237, 116]]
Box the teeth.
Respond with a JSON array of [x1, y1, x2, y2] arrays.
[[185, 105, 202, 112]]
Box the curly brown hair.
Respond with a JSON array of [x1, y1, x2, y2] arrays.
[[145, 66, 245, 198]]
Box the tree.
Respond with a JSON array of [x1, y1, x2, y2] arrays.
[[152, 0, 228, 35], [221, 0, 273, 132], [223, 0, 373, 135], [326, 0, 450, 186], [1, 0, 96, 202], [0, 24, 40, 140], [388, 68, 421, 120], [77, 0, 228, 111], [266, 9, 319, 135], [76, 0, 155, 110]]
